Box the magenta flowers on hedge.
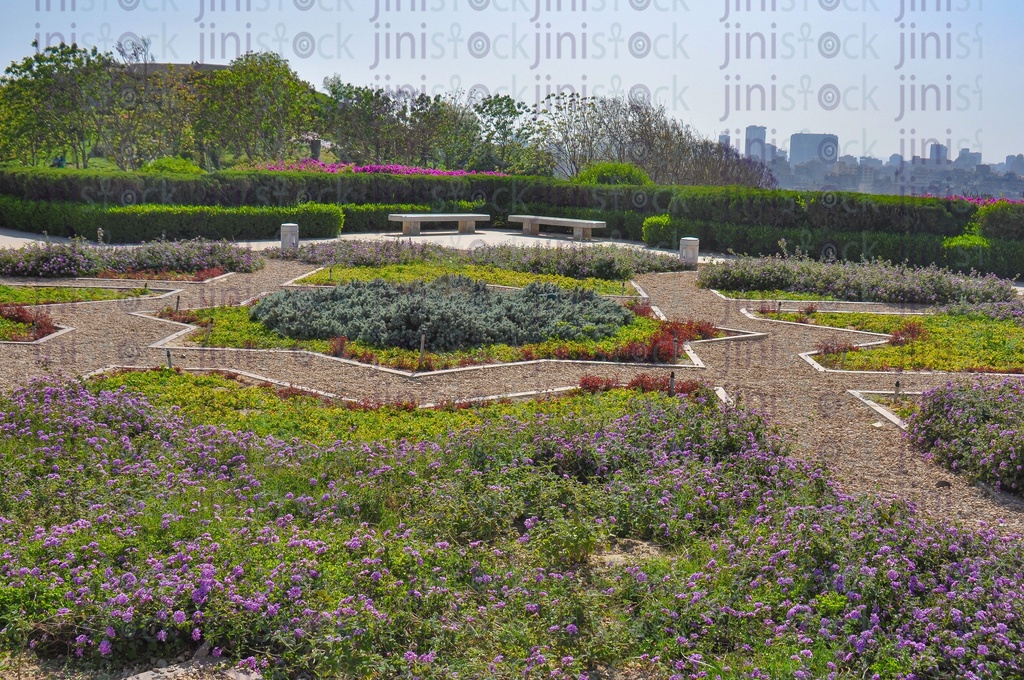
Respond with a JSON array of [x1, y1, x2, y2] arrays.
[[255, 158, 505, 177]]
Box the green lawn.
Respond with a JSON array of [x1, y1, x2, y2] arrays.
[[0, 284, 149, 305], [295, 262, 635, 296]]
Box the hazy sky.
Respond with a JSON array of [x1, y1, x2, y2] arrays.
[[10, 0, 1023, 164]]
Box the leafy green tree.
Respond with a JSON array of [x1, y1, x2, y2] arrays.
[[0, 41, 114, 168], [322, 79, 406, 164], [195, 52, 316, 164], [472, 94, 552, 175], [98, 38, 195, 170]]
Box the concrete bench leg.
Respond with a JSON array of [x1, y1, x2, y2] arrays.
[[402, 221, 421, 236], [458, 220, 475, 234], [573, 226, 592, 240], [522, 222, 539, 236]]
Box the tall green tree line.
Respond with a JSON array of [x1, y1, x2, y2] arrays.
[[0, 42, 774, 187]]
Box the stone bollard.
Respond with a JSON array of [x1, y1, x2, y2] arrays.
[[281, 223, 299, 250], [679, 237, 699, 267]]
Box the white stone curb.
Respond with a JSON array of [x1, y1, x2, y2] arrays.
[[846, 389, 921, 430]]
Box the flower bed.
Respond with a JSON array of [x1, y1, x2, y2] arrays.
[[908, 380, 1024, 495], [0, 285, 149, 305], [163, 286, 715, 371], [0, 239, 263, 279], [0, 304, 58, 341], [269, 240, 686, 281], [699, 255, 1017, 304], [759, 309, 1024, 373], [1, 376, 1023, 677], [294, 263, 632, 296]]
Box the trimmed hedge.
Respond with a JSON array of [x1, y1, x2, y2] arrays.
[[0, 196, 343, 243], [640, 212, 1021, 279], [977, 202, 1024, 241], [669, 187, 976, 237], [0, 167, 985, 240]]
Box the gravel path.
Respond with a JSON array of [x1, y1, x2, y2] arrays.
[[1, 261, 1022, 537]]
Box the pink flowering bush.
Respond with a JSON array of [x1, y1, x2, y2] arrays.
[[254, 158, 505, 177]]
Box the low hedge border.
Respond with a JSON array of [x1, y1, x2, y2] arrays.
[[643, 215, 1023, 280], [0, 196, 343, 243]]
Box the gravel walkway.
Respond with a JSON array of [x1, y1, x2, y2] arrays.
[[1, 261, 1022, 538]]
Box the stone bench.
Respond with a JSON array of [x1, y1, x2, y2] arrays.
[[387, 213, 490, 236], [507, 215, 607, 241]]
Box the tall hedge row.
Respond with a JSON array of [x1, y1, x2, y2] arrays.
[[0, 167, 980, 239]]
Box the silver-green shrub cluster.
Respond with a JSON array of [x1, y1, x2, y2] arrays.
[[251, 276, 633, 351]]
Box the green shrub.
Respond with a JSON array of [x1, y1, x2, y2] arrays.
[[0, 196, 343, 242], [576, 161, 653, 186], [140, 157, 205, 175], [250, 276, 634, 351], [977, 201, 1024, 241], [641, 215, 705, 248]]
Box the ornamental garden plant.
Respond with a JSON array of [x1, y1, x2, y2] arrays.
[[908, 379, 1024, 495], [698, 254, 1017, 304], [0, 239, 263, 280], [269, 240, 688, 281], [171, 277, 717, 371], [1, 373, 1023, 678]]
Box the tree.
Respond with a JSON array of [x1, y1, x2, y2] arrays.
[[322, 79, 404, 164], [473, 95, 552, 175], [0, 41, 114, 168], [97, 37, 195, 170], [195, 52, 316, 164], [535, 92, 605, 178]]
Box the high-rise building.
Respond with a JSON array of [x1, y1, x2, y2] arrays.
[[953, 148, 982, 169], [929, 144, 948, 166], [745, 125, 767, 161], [789, 133, 839, 166], [718, 132, 731, 149]]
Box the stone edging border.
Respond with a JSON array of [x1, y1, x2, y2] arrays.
[[846, 389, 920, 430], [70, 272, 236, 285]]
